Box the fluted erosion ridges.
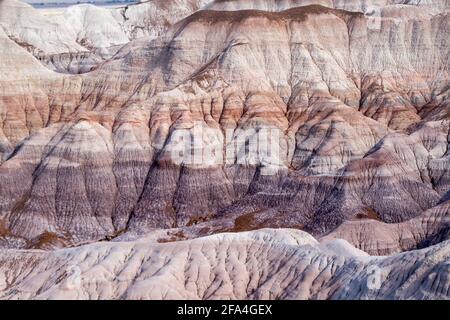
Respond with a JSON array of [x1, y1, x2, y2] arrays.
[[0, 0, 449, 260], [1, 229, 449, 299]]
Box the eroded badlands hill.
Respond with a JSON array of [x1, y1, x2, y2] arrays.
[[0, 229, 449, 299], [0, 0, 449, 258], [2, 0, 449, 72]]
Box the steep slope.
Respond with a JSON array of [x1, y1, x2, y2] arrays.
[[0, 26, 82, 161]]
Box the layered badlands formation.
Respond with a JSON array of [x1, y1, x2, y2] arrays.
[[0, 0, 449, 299], [1, 229, 450, 300]]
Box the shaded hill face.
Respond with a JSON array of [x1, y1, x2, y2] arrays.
[[0, 0, 449, 256]]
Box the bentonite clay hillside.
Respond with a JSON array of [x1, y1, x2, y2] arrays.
[[1, 229, 450, 300], [0, 0, 449, 299]]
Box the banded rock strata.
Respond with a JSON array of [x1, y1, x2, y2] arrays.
[[0, 0, 448, 258]]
